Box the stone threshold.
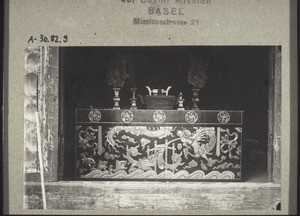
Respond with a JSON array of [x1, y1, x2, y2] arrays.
[[24, 181, 281, 210]]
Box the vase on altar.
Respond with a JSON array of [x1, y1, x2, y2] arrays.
[[187, 55, 208, 110], [113, 87, 121, 109], [107, 52, 129, 109], [192, 88, 200, 110]]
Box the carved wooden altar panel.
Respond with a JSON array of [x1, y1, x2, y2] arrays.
[[75, 109, 243, 181]]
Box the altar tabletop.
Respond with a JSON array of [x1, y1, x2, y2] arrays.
[[76, 109, 243, 125]]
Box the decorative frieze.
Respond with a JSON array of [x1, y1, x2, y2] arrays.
[[75, 110, 243, 180], [76, 109, 243, 125]]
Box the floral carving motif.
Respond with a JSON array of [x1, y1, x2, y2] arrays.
[[217, 111, 230, 124], [220, 128, 239, 160], [153, 110, 166, 123], [185, 111, 198, 123], [121, 110, 134, 123], [88, 109, 102, 122], [77, 126, 98, 174]]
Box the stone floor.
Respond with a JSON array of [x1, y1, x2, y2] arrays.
[[24, 180, 280, 211]]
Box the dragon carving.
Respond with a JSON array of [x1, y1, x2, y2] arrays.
[[177, 127, 216, 160]]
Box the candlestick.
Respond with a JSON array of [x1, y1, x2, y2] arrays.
[[130, 87, 137, 109], [192, 88, 200, 110], [177, 92, 185, 110], [112, 87, 121, 109], [130, 87, 136, 98]]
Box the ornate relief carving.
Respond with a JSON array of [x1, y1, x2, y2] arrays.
[[76, 125, 242, 180], [76, 126, 99, 175], [153, 110, 166, 123], [121, 110, 134, 123], [185, 111, 198, 123], [220, 128, 239, 160], [88, 109, 102, 122], [24, 47, 59, 180], [24, 47, 42, 173], [217, 111, 230, 124]]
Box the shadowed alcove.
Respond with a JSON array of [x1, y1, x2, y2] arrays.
[[24, 46, 281, 210], [61, 46, 270, 181]]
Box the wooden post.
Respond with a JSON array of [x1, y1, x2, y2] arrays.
[[267, 46, 281, 183], [25, 46, 59, 182], [35, 112, 47, 209]]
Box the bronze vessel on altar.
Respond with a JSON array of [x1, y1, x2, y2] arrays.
[[144, 86, 176, 110]]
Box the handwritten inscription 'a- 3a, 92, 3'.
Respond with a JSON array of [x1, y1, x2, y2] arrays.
[[27, 35, 68, 44]]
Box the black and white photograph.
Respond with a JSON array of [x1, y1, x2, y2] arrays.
[[24, 46, 282, 210], [4, 0, 297, 215]]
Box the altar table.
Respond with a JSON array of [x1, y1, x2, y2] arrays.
[[75, 109, 243, 181]]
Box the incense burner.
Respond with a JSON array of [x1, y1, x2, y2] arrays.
[[144, 86, 175, 109]]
